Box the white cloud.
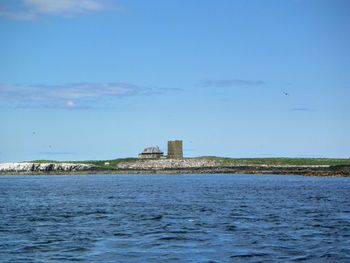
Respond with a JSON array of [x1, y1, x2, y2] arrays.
[[66, 100, 76, 108], [24, 0, 105, 15], [0, 83, 144, 108], [0, 0, 112, 20]]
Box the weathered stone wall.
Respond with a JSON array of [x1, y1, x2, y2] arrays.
[[167, 140, 183, 159]]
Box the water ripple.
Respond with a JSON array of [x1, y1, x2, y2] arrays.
[[0, 174, 349, 262]]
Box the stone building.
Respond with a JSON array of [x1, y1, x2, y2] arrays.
[[138, 146, 164, 159], [167, 140, 183, 159]]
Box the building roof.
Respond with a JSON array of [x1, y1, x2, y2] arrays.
[[141, 146, 163, 154]]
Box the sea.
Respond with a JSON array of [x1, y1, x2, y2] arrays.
[[0, 174, 349, 262]]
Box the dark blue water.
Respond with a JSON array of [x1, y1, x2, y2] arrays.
[[0, 174, 349, 262]]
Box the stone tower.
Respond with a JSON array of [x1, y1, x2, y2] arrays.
[[167, 140, 183, 159]]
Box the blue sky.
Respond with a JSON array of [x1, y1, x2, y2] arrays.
[[0, 0, 349, 162]]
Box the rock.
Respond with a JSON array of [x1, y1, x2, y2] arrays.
[[117, 159, 220, 170], [0, 162, 95, 173]]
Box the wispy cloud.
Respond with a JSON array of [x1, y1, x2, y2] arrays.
[[0, 0, 114, 20], [201, 79, 265, 88], [290, 107, 314, 112], [0, 83, 146, 108]]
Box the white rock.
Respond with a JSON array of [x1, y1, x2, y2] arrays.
[[0, 162, 95, 172]]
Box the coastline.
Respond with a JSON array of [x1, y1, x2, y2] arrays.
[[1, 158, 350, 177], [1, 164, 349, 177]]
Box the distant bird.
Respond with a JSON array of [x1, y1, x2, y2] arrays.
[[283, 92, 289, 96], [32, 131, 36, 135]]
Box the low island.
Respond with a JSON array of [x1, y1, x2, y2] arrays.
[[1, 157, 350, 177]]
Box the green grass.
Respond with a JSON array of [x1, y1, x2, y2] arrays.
[[27, 160, 61, 163], [78, 158, 139, 169]]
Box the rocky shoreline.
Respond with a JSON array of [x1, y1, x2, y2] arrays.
[[0, 163, 95, 173], [0, 160, 349, 177]]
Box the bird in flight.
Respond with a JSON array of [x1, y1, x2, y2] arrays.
[[283, 92, 289, 96]]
